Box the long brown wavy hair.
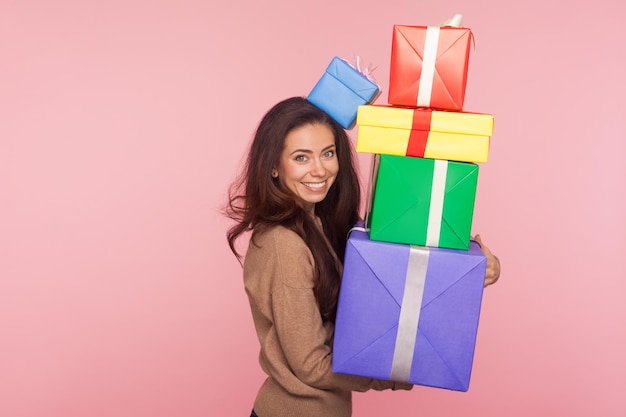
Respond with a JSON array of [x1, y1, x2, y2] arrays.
[[224, 97, 361, 322]]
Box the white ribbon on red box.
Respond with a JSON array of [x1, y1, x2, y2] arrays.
[[416, 14, 464, 107]]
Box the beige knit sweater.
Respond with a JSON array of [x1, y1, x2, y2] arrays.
[[243, 224, 411, 417]]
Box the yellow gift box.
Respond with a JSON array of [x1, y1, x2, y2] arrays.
[[356, 105, 494, 163]]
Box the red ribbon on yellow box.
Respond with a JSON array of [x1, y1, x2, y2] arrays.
[[388, 23, 472, 111], [356, 105, 494, 163]]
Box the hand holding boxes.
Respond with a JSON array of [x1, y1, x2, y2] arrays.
[[332, 15, 496, 392]]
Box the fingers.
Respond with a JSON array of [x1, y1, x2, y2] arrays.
[[483, 254, 501, 288], [474, 234, 493, 257], [473, 233, 500, 288]]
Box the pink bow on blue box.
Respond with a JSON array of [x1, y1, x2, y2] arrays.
[[307, 56, 380, 129], [333, 227, 486, 392]]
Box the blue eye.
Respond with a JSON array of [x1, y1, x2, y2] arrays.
[[323, 150, 335, 158], [295, 155, 308, 162]]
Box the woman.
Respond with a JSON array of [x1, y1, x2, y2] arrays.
[[225, 97, 500, 417]]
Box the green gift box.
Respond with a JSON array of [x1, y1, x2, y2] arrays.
[[366, 154, 478, 250]]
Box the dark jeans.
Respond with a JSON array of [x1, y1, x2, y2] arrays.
[[250, 410, 259, 417]]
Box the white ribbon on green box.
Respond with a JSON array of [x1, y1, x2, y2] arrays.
[[426, 160, 448, 246]]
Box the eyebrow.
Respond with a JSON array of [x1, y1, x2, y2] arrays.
[[289, 144, 336, 156]]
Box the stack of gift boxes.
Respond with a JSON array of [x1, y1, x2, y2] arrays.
[[307, 16, 494, 392]]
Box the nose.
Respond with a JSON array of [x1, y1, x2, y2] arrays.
[[310, 157, 327, 177]]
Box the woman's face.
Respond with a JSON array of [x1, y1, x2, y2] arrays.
[[275, 123, 339, 215]]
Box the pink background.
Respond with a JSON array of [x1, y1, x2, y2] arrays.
[[1, 0, 625, 416]]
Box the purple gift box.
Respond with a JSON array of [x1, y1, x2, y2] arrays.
[[332, 227, 486, 391]]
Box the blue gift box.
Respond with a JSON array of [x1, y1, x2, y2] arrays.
[[307, 57, 380, 129], [332, 227, 486, 391]]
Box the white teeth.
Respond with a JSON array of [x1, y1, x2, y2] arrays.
[[303, 181, 325, 189]]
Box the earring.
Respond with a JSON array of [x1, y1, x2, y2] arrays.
[[271, 169, 278, 178]]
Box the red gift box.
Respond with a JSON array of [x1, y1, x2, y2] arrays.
[[388, 25, 472, 111]]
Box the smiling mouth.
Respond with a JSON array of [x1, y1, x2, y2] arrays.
[[302, 181, 326, 190]]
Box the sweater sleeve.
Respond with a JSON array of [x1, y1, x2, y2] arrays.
[[248, 227, 411, 394]]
